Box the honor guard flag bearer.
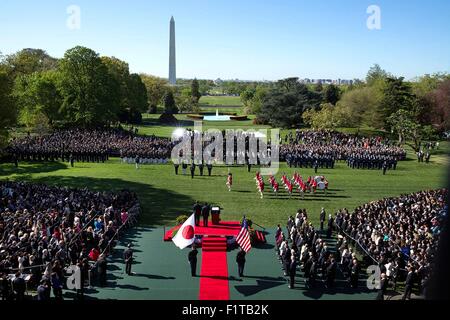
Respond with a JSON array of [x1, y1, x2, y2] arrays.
[[236, 217, 252, 252], [172, 213, 196, 249]]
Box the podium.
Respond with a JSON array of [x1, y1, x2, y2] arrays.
[[211, 206, 221, 225]]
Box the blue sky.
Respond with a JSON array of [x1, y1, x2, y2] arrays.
[[1, 0, 449, 80]]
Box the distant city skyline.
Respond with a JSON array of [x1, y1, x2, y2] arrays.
[[1, 0, 449, 81]]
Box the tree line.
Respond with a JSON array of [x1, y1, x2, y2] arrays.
[[247, 65, 449, 150], [0, 47, 206, 148]]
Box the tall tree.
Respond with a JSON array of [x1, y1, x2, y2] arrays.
[[0, 68, 17, 148], [257, 82, 321, 128], [12, 70, 62, 129], [277, 77, 300, 92], [366, 64, 389, 86], [140, 74, 170, 112], [387, 109, 434, 151], [379, 77, 416, 129], [337, 86, 383, 128], [427, 79, 450, 131], [164, 91, 178, 114], [58, 46, 120, 126], [127, 74, 149, 113], [314, 81, 323, 93], [4, 48, 58, 79], [323, 84, 341, 105], [191, 78, 201, 103]]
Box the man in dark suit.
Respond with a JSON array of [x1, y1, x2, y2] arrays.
[[174, 162, 180, 175], [313, 160, 319, 174], [198, 162, 204, 176], [320, 208, 326, 231], [201, 203, 210, 227], [288, 252, 297, 289], [97, 254, 108, 287], [349, 259, 360, 288], [326, 214, 334, 238], [190, 162, 196, 179], [193, 201, 202, 226], [325, 258, 337, 288], [69, 153, 74, 167], [12, 272, 26, 301], [282, 248, 291, 277], [206, 163, 213, 176], [402, 267, 415, 300], [308, 257, 318, 288], [377, 273, 389, 300], [123, 243, 134, 275], [188, 246, 198, 277], [37, 279, 50, 301], [236, 249, 246, 277]]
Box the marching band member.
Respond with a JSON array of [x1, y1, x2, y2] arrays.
[[226, 172, 233, 192]]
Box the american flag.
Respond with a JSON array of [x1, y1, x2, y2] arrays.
[[236, 218, 252, 252]]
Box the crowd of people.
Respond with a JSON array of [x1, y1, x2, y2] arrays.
[[334, 189, 448, 299], [275, 209, 351, 290], [281, 130, 406, 170], [0, 180, 140, 300], [172, 129, 274, 167], [7, 128, 174, 165]]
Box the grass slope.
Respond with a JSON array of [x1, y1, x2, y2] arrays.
[[1, 151, 447, 227]]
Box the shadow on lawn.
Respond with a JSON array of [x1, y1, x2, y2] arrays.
[[19, 175, 196, 226], [142, 117, 194, 127], [234, 276, 287, 296], [0, 162, 68, 178]]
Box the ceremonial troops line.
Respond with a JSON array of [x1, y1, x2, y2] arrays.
[[346, 154, 398, 172]]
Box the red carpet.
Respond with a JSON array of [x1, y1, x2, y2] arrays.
[[199, 237, 230, 300], [164, 221, 241, 241], [195, 221, 241, 237]]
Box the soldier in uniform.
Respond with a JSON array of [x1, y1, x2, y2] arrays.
[[236, 249, 246, 278], [188, 246, 198, 277], [123, 243, 134, 276]]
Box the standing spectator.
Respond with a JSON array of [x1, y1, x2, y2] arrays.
[[12, 272, 26, 301], [288, 251, 297, 289], [123, 244, 134, 276], [50, 272, 63, 300], [320, 208, 326, 231], [402, 267, 415, 300], [377, 273, 389, 300], [349, 259, 360, 288], [37, 280, 50, 301], [97, 254, 108, 287], [325, 258, 337, 288], [236, 249, 246, 278]]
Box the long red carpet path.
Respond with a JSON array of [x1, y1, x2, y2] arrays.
[[198, 221, 241, 300], [199, 236, 229, 300]]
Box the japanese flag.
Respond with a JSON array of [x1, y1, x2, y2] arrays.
[[172, 213, 196, 249]]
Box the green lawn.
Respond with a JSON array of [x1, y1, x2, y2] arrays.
[[199, 95, 245, 115], [199, 95, 243, 106], [1, 149, 447, 228], [137, 114, 270, 138]]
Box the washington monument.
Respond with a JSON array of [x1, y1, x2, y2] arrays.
[[169, 16, 176, 85]]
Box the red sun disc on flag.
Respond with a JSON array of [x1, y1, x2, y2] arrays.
[[182, 225, 194, 240]]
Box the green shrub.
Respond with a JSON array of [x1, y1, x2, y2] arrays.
[[176, 215, 189, 225]]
